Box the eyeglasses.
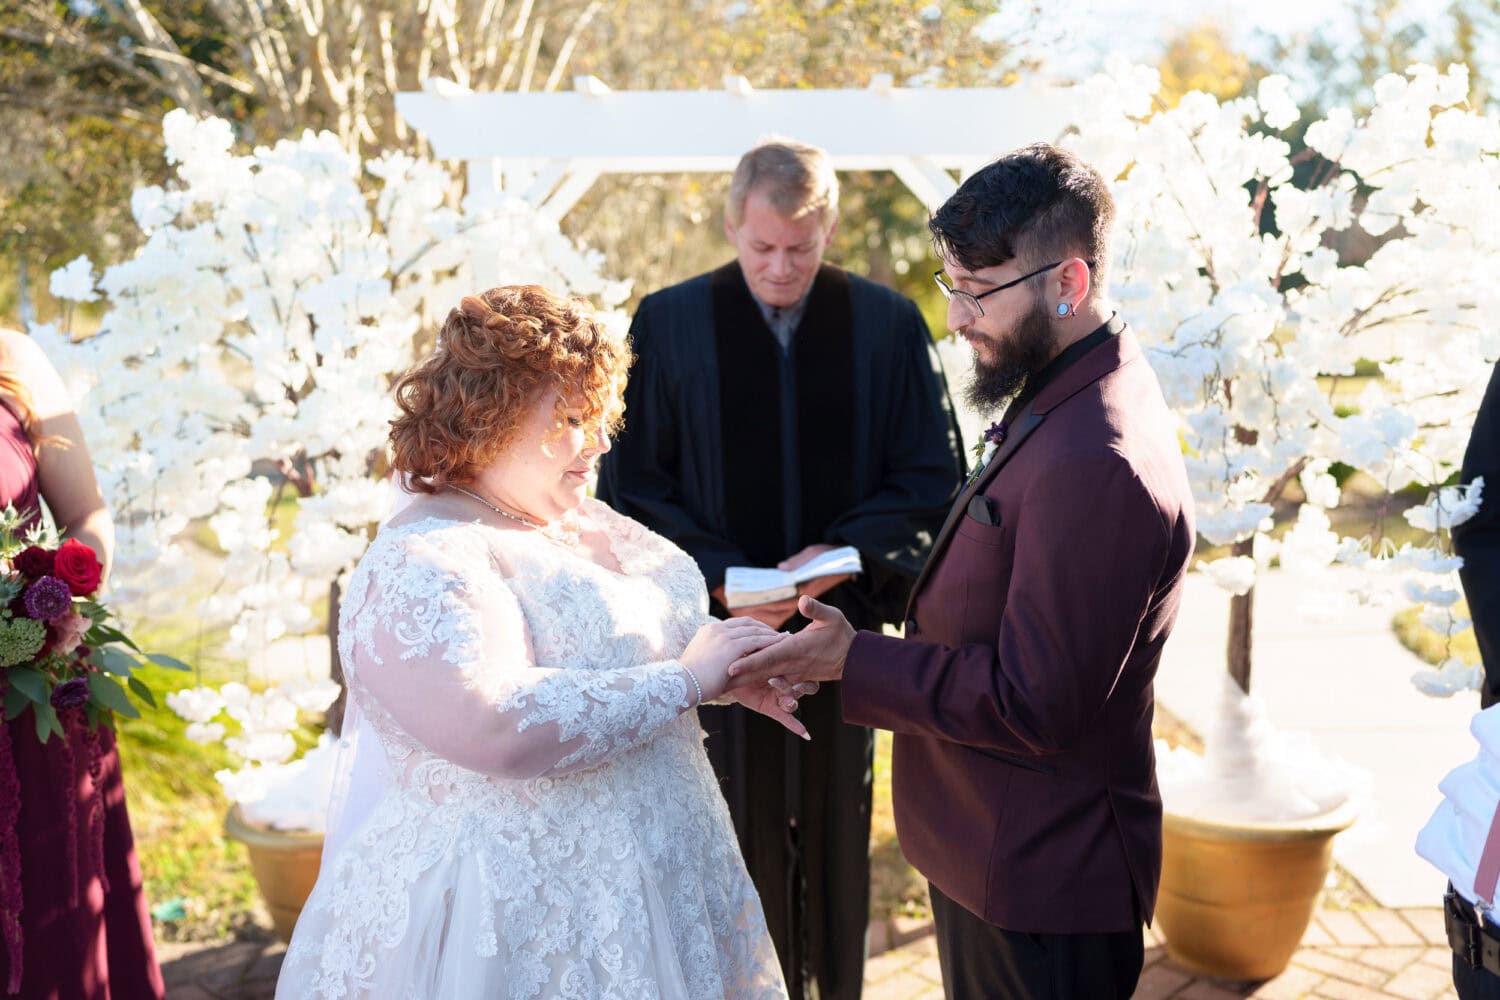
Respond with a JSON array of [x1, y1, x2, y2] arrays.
[[932, 260, 1094, 319]]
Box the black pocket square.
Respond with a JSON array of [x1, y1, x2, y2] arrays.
[[966, 495, 1001, 526]]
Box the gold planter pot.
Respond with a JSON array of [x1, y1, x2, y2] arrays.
[[224, 805, 325, 943], [1155, 801, 1356, 981]]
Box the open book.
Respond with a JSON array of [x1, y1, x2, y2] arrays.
[[722, 546, 862, 609]]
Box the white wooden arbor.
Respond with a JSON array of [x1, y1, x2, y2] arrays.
[[394, 76, 1078, 222]]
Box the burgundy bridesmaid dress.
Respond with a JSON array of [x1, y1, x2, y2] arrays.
[[0, 400, 164, 1000]]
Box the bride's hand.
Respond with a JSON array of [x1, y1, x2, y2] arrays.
[[728, 679, 816, 740], [680, 618, 785, 703]]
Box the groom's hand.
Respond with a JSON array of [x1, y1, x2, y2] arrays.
[[729, 595, 854, 688]]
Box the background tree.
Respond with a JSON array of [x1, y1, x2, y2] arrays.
[[1066, 63, 1497, 702], [1, 0, 1038, 330], [564, 0, 1035, 317], [1256, 0, 1499, 112], [0, 0, 598, 322]]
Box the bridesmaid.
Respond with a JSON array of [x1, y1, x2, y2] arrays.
[[0, 328, 163, 999]]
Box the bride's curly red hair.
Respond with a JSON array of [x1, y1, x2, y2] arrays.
[[389, 285, 630, 494]]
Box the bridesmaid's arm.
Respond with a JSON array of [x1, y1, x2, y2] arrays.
[[0, 330, 113, 579]]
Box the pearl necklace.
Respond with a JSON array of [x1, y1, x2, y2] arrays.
[[447, 485, 581, 546], [448, 484, 543, 527]]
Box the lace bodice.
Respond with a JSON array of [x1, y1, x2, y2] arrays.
[[277, 499, 786, 1000]]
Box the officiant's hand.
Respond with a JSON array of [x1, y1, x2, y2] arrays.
[[780, 544, 855, 601], [711, 585, 801, 629], [729, 596, 854, 688]]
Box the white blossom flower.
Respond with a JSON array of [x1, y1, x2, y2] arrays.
[[1403, 580, 1464, 608], [1299, 460, 1341, 510], [1333, 536, 1372, 568], [226, 731, 297, 766], [1197, 556, 1256, 596], [184, 722, 227, 745], [236, 735, 338, 830], [1195, 505, 1274, 548], [1412, 657, 1484, 698], [166, 686, 226, 723], [218, 682, 253, 711], [1280, 505, 1340, 575], [1256, 75, 1300, 131], [215, 765, 272, 805], [282, 676, 341, 714], [1403, 480, 1485, 533], [1393, 545, 1465, 575], [49, 255, 98, 302]]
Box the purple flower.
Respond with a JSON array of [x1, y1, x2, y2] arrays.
[[22, 576, 73, 623], [50, 677, 90, 711], [983, 422, 1008, 445]]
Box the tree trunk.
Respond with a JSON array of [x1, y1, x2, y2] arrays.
[[325, 578, 345, 736], [17, 260, 34, 328], [1226, 537, 1254, 693]]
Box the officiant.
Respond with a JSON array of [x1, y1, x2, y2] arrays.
[[598, 138, 964, 999]]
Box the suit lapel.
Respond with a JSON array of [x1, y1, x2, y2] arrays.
[[903, 409, 1045, 620], [901, 323, 1138, 622]]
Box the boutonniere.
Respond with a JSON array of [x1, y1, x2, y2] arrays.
[[968, 422, 1007, 480]]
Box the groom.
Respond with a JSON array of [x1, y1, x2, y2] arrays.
[[731, 143, 1196, 999]]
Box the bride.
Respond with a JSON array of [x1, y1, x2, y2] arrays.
[[276, 285, 806, 999]]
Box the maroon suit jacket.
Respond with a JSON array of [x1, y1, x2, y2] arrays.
[[842, 325, 1195, 934]]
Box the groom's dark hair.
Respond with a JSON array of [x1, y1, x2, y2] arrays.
[[929, 143, 1114, 290]]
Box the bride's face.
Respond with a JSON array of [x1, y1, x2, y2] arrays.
[[473, 388, 610, 523]]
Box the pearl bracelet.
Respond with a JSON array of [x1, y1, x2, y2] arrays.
[[684, 667, 704, 708]]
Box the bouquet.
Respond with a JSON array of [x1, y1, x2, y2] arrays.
[[0, 504, 184, 742]]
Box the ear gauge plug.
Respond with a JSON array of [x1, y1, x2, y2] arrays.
[[1056, 302, 1071, 317]]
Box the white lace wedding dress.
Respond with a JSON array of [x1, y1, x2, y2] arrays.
[[276, 498, 787, 999]]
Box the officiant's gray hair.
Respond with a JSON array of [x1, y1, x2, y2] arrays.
[[727, 139, 839, 226]]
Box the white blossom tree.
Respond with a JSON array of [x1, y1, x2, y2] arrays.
[[1067, 62, 1497, 698], [937, 63, 1496, 822], [37, 109, 628, 669], [957, 63, 1494, 699]]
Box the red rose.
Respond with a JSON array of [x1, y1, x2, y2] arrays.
[[12, 546, 54, 580], [52, 539, 103, 596]]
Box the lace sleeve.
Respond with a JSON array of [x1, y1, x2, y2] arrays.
[[345, 529, 694, 780]]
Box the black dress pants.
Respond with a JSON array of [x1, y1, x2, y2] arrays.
[[1455, 957, 1500, 999], [928, 882, 1143, 1000], [1448, 886, 1500, 999]]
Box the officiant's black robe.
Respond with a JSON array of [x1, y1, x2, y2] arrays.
[[598, 261, 964, 999]]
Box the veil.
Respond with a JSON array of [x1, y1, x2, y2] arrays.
[[319, 472, 416, 861]]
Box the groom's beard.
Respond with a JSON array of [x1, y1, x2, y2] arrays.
[[964, 295, 1058, 413]]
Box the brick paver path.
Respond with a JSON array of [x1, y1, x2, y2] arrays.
[[159, 906, 1461, 998], [864, 907, 1459, 999]]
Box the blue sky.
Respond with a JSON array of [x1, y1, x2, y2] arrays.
[[978, 0, 1488, 102]]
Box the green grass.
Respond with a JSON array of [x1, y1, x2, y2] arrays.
[[117, 605, 324, 942], [114, 620, 266, 942], [870, 730, 928, 921]]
